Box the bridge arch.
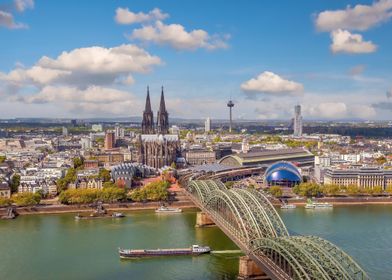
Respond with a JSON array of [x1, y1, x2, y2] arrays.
[[251, 237, 370, 280]]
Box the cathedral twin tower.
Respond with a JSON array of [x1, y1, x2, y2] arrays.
[[142, 86, 169, 135]]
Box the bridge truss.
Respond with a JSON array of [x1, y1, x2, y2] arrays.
[[187, 179, 370, 280]]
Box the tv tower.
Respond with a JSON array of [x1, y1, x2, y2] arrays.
[[227, 99, 234, 132]]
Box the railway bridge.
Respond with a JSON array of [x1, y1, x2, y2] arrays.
[[185, 179, 370, 280]]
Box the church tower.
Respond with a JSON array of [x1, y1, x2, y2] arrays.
[[141, 86, 154, 134], [156, 86, 169, 134]]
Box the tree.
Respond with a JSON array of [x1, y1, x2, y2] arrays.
[[103, 181, 116, 188], [346, 185, 360, 196], [170, 162, 177, 169], [73, 157, 84, 169], [376, 156, 387, 165], [12, 192, 41, 206], [98, 169, 111, 182], [386, 185, 392, 194], [0, 197, 11, 207], [224, 181, 235, 189], [322, 184, 341, 196], [10, 174, 20, 193], [269, 186, 283, 197], [0, 155, 6, 163], [293, 182, 321, 197], [129, 180, 170, 202], [56, 168, 77, 192]]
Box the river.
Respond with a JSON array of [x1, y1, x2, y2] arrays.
[[0, 205, 390, 279]]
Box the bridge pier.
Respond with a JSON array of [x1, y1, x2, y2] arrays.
[[195, 212, 215, 227], [238, 256, 270, 280]]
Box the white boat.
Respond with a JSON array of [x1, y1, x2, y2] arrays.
[[305, 199, 333, 209], [280, 204, 296, 209], [112, 212, 125, 218], [155, 206, 182, 213]]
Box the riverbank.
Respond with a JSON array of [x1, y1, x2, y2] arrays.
[[4, 191, 392, 216], [277, 196, 392, 206]]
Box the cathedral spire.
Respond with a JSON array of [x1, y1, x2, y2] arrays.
[[156, 86, 169, 134], [159, 86, 167, 113], [141, 86, 154, 134], [145, 86, 152, 112]]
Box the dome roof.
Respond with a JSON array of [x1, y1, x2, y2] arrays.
[[265, 161, 301, 183]]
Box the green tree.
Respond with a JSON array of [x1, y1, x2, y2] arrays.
[[293, 182, 321, 197], [0, 197, 11, 207], [0, 155, 6, 163], [386, 185, 392, 194], [346, 184, 360, 196], [10, 174, 20, 193], [269, 186, 283, 197], [322, 184, 341, 196], [376, 156, 387, 165], [170, 162, 177, 169], [73, 157, 84, 169], [129, 180, 170, 202], [224, 181, 235, 189], [12, 192, 41, 206], [98, 169, 111, 182], [56, 168, 77, 192], [103, 181, 116, 188]]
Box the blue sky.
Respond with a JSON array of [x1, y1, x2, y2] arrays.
[[0, 0, 391, 120]]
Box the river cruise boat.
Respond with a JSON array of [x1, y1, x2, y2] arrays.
[[119, 244, 211, 258], [305, 199, 333, 209], [155, 205, 182, 213], [280, 203, 296, 209]]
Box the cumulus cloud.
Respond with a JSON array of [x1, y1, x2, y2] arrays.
[[0, 10, 26, 29], [116, 7, 229, 50], [130, 20, 228, 50], [308, 102, 348, 118], [14, 0, 34, 12], [240, 71, 304, 95], [330, 29, 377, 54], [22, 86, 130, 104], [0, 44, 162, 116], [0, 0, 33, 29], [315, 0, 392, 32], [115, 7, 168, 25], [0, 44, 161, 88]]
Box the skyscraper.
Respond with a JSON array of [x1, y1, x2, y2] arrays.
[[227, 100, 234, 133], [293, 105, 303, 137], [141, 86, 155, 134], [104, 131, 115, 150], [156, 86, 169, 134], [205, 117, 211, 133]]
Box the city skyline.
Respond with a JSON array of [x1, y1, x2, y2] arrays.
[[1, 0, 392, 120]]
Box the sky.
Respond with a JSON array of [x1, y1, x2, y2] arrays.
[[0, 0, 392, 120]]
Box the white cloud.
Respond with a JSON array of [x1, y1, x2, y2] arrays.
[[315, 0, 392, 32], [0, 44, 161, 87], [14, 0, 34, 12], [0, 10, 26, 29], [23, 85, 131, 104], [130, 20, 228, 50], [240, 71, 304, 94], [330, 29, 377, 54], [386, 88, 392, 98], [115, 7, 168, 25]]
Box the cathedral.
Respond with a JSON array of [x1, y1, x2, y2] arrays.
[[137, 87, 180, 169]]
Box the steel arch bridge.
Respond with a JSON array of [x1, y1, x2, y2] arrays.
[[186, 179, 370, 280]]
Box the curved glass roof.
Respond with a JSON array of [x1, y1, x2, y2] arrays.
[[265, 161, 301, 182]]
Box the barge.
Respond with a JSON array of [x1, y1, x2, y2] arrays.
[[119, 244, 211, 258]]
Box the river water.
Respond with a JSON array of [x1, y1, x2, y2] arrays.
[[0, 206, 390, 279]]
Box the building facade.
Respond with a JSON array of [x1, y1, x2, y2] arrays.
[[185, 149, 216, 166], [205, 117, 211, 133], [104, 131, 115, 150], [293, 105, 303, 137], [138, 87, 180, 169], [323, 167, 392, 189]]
